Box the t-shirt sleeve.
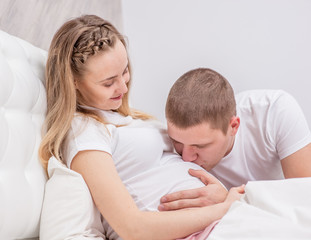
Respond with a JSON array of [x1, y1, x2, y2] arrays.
[[62, 115, 114, 168], [268, 90, 311, 160]]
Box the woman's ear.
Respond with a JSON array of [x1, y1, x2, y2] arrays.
[[74, 80, 78, 89], [229, 116, 240, 135]]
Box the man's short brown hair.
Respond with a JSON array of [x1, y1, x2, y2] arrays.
[[165, 68, 236, 134]]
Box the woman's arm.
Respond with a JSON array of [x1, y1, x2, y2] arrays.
[[71, 150, 243, 240]]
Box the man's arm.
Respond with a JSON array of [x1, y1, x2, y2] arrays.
[[281, 143, 311, 178], [158, 169, 228, 211]]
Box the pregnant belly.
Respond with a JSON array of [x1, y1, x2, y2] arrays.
[[123, 153, 206, 211]]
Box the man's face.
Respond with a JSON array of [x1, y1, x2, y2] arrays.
[[167, 119, 238, 171]]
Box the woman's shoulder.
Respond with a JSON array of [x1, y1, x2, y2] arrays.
[[72, 113, 102, 127], [71, 113, 112, 137], [62, 113, 114, 169]]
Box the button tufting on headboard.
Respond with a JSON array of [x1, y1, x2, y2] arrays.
[[0, 30, 47, 239]]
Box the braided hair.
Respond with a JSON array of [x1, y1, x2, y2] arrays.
[[39, 15, 151, 172]]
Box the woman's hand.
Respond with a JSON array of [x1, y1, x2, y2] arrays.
[[224, 184, 245, 205]]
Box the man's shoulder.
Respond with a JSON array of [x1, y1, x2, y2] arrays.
[[235, 89, 293, 107], [235, 89, 288, 98]]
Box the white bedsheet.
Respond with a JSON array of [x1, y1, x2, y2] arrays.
[[208, 177, 311, 239]]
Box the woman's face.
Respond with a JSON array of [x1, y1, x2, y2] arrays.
[[76, 40, 130, 110]]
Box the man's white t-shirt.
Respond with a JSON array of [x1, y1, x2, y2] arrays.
[[62, 110, 215, 239], [209, 89, 311, 189]]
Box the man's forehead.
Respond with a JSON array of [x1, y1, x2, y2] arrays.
[[167, 121, 214, 144], [167, 120, 212, 131]]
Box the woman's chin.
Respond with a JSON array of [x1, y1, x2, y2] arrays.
[[111, 102, 123, 110]]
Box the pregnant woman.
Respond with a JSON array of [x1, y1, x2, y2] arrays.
[[39, 14, 244, 240]]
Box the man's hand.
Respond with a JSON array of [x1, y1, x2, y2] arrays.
[[158, 169, 228, 211]]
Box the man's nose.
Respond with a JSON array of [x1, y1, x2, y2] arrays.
[[181, 145, 198, 162]]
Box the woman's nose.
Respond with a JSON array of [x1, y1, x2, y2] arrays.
[[118, 77, 128, 93]]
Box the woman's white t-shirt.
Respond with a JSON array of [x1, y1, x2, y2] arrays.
[[62, 110, 213, 239]]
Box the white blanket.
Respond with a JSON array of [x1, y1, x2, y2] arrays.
[[208, 178, 311, 239]]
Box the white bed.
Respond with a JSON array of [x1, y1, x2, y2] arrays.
[[0, 29, 47, 240], [208, 178, 311, 239], [1, 29, 310, 240]]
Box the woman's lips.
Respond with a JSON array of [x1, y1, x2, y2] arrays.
[[111, 94, 123, 100]]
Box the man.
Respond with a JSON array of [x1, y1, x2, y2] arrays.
[[159, 68, 311, 211]]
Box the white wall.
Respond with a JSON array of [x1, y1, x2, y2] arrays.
[[122, 0, 311, 126], [0, 0, 122, 50]]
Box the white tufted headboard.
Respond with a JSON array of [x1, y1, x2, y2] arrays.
[[0, 30, 47, 239]]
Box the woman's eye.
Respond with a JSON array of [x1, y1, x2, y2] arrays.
[[103, 83, 113, 87], [103, 81, 114, 87]]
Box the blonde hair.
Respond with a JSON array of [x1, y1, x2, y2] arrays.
[[39, 15, 152, 172], [165, 68, 236, 134]]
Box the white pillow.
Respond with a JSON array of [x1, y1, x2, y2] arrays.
[[40, 156, 106, 240]]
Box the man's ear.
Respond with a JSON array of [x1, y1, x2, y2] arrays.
[[229, 116, 240, 135]]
